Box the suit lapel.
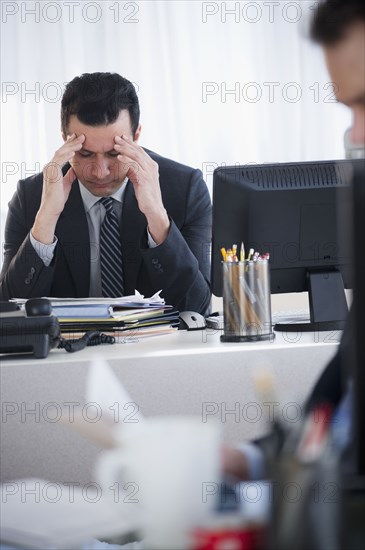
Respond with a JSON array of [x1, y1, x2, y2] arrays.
[[121, 181, 145, 295], [56, 181, 90, 296], [54, 174, 144, 297]]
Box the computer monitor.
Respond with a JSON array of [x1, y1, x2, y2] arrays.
[[211, 159, 362, 331]]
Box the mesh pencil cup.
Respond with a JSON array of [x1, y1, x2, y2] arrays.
[[221, 260, 274, 342]]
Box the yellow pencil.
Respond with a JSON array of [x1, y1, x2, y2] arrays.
[[240, 242, 245, 262]]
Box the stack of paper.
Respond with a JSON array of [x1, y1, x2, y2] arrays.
[[55, 295, 179, 338], [13, 291, 180, 339]]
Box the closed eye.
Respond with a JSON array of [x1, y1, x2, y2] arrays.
[[77, 150, 119, 158], [78, 150, 93, 158]]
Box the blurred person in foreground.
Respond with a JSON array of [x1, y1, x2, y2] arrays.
[[223, 0, 365, 482]]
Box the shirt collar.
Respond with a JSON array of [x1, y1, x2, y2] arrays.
[[78, 178, 129, 213]]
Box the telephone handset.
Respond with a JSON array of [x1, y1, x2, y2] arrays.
[[0, 298, 115, 359], [0, 298, 60, 359]]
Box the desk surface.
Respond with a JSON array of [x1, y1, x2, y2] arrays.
[[1, 328, 340, 484]]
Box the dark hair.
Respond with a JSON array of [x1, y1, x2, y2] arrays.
[[310, 0, 365, 45], [61, 72, 140, 136]]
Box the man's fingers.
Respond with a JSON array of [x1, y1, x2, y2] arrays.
[[54, 134, 85, 165], [43, 161, 61, 183], [64, 166, 77, 187], [117, 155, 141, 177], [114, 136, 149, 169], [66, 132, 84, 143], [125, 161, 141, 186]]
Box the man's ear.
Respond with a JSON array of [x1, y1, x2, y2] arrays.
[[134, 123, 142, 142]]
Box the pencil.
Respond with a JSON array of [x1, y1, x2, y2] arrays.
[[240, 242, 245, 262]]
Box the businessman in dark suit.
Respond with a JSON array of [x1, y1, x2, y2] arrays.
[[0, 73, 211, 314]]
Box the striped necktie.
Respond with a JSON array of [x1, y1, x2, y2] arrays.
[[99, 197, 124, 297]]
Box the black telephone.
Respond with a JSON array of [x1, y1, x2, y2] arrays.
[[0, 298, 115, 359], [0, 298, 60, 359]]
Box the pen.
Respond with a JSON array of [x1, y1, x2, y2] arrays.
[[240, 242, 245, 262]]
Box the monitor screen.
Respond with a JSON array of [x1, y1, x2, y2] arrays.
[[211, 159, 362, 331]]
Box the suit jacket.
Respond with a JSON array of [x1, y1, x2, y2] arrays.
[[0, 150, 212, 314], [256, 309, 354, 475]]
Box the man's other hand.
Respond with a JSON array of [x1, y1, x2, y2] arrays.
[[114, 134, 170, 245], [221, 443, 250, 481]]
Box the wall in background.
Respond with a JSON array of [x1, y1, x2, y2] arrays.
[[1, 1, 352, 270]]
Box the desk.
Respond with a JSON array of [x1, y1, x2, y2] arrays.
[[0, 328, 340, 484]]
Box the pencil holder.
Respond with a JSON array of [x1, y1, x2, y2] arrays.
[[221, 260, 274, 342]]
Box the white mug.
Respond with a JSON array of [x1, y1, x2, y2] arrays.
[[95, 415, 221, 549]]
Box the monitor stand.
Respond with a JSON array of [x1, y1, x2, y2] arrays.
[[274, 269, 348, 332]]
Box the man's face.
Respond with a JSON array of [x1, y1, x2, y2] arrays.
[[324, 22, 365, 144], [64, 110, 141, 196]]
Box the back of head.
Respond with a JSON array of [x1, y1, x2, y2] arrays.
[[61, 72, 140, 136], [310, 0, 365, 45]]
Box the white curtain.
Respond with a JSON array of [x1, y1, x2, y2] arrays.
[[0, 0, 352, 262]]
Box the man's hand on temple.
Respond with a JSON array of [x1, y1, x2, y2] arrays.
[[114, 134, 170, 245], [31, 133, 85, 244]]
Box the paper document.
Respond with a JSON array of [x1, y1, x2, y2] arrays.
[[0, 478, 138, 549], [86, 355, 144, 425], [11, 289, 166, 307], [58, 356, 145, 449]]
